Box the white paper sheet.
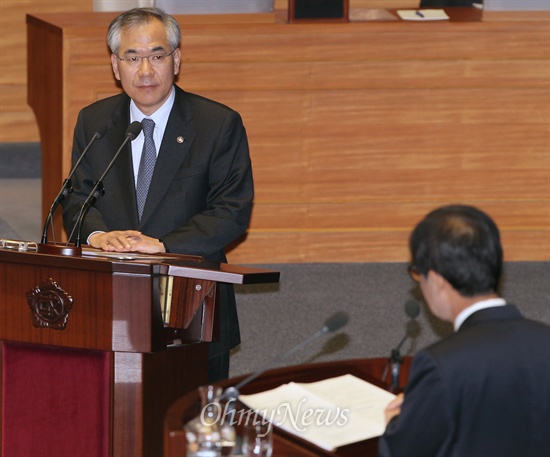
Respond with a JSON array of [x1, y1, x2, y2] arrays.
[[397, 9, 450, 21], [238, 374, 396, 451]]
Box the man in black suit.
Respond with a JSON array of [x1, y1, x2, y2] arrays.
[[62, 7, 253, 382], [378, 205, 550, 457]]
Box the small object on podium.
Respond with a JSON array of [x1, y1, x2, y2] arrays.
[[37, 242, 82, 256], [0, 239, 38, 252], [397, 9, 450, 21], [242, 421, 273, 456], [219, 401, 238, 455], [185, 385, 226, 457], [289, 0, 349, 22]]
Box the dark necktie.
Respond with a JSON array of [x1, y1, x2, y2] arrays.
[[136, 118, 156, 220]]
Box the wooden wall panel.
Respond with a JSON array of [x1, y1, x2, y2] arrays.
[[0, 0, 95, 142], [249, 201, 548, 229], [233, 200, 549, 262], [0, 0, 408, 142], [179, 60, 549, 90], [22, 8, 550, 263], [179, 17, 549, 262], [228, 229, 550, 263]]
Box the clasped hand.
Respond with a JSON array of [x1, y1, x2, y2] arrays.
[[88, 230, 165, 254]]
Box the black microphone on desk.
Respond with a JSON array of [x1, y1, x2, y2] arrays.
[[39, 129, 106, 249], [221, 311, 349, 401], [70, 121, 142, 248], [384, 300, 420, 390]]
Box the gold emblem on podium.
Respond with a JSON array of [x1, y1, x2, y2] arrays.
[[26, 278, 74, 330]]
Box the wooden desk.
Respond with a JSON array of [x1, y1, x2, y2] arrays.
[[164, 357, 412, 457], [26, 10, 549, 263]]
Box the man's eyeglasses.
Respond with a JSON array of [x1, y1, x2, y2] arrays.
[[407, 264, 423, 282], [115, 49, 176, 68]]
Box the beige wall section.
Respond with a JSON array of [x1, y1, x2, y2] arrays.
[[0, 0, 417, 142], [4, 1, 550, 263], [27, 9, 550, 263]]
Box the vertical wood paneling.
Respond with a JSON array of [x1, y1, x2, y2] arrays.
[[20, 7, 550, 262], [0, 0, 95, 141]]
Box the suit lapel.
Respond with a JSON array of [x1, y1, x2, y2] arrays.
[[138, 88, 196, 227], [107, 96, 140, 227]]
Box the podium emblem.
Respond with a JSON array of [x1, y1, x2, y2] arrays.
[[26, 278, 74, 330]]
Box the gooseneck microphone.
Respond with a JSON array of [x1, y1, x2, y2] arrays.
[[384, 300, 420, 390], [40, 129, 105, 246], [71, 121, 142, 248], [221, 311, 349, 401]]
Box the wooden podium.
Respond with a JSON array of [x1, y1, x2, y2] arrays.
[[0, 245, 279, 457]]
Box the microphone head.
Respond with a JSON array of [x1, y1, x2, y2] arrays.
[[322, 311, 349, 333], [405, 300, 420, 319], [222, 386, 240, 401], [126, 121, 143, 140], [91, 123, 108, 140]]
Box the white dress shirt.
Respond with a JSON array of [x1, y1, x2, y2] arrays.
[[129, 86, 176, 185]]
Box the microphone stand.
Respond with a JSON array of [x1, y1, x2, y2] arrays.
[[73, 181, 105, 248], [40, 179, 71, 245], [38, 176, 85, 256], [383, 319, 418, 391], [38, 131, 103, 256], [389, 334, 407, 390]]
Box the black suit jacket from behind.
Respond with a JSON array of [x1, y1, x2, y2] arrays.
[[62, 86, 254, 356], [378, 305, 550, 457]]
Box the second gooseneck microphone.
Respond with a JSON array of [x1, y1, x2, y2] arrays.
[[40, 129, 105, 245], [387, 300, 420, 390], [72, 121, 142, 247], [221, 311, 349, 401]]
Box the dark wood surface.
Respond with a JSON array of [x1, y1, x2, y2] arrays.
[[0, 248, 279, 456], [0, 249, 209, 456], [165, 357, 412, 457], [0, 248, 279, 350]]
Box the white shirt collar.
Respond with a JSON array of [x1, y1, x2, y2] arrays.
[[129, 85, 175, 136], [454, 297, 507, 331]]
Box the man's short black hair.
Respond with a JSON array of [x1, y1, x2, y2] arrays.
[[409, 205, 503, 297]]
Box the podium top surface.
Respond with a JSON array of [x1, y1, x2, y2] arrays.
[[0, 245, 280, 285]]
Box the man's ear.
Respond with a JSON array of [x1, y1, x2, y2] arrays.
[[427, 270, 455, 303], [425, 270, 455, 321], [111, 54, 121, 81], [172, 47, 181, 76], [427, 270, 448, 291]]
